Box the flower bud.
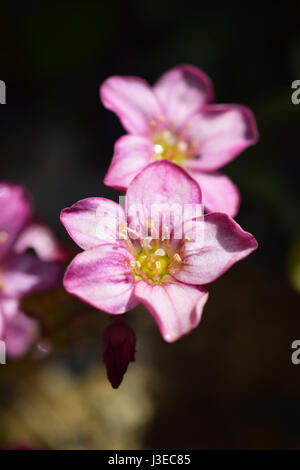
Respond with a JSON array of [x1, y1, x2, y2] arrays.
[[102, 317, 136, 389]]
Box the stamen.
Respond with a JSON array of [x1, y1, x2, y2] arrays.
[[174, 253, 182, 263], [184, 236, 191, 242], [154, 144, 163, 154], [154, 248, 166, 257], [168, 252, 183, 272], [154, 261, 161, 282], [142, 236, 153, 252], [177, 140, 188, 153]]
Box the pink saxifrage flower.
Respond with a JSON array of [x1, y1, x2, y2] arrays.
[[0, 183, 63, 357], [100, 64, 258, 217], [61, 161, 257, 343]]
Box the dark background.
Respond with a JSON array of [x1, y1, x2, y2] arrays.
[[0, 0, 300, 450]]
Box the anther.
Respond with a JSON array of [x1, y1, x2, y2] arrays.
[[154, 248, 166, 257]]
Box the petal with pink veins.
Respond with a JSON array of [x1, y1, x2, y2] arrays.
[[100, 76, 164, 135], [3, 252, 62, 299], [134, 280, 208, 342], [0, 183, 32, 261], [126, 160, 202, 239], [61, 198, 126, 250], [183, 104, 259, 171], [190, 170, 240, 217], [154, 64, 214, 128], [104, 135, 153, 191], [63, 244, 138, 314], [174, 213, 258, 285]]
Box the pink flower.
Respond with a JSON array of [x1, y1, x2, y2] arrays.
[[102, 316, 136, 388], [100, 64, 258, 217], [61, 161, 257, 342], [0, 183, 63, 358]]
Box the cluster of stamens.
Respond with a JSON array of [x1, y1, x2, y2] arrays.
[[119, 222, 184, 283], [149, 119, 197, 165]]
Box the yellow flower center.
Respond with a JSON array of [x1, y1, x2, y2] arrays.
[[130, 243, 182, 284], [152, 130, 189, 165], [136, 247, 171, 282]]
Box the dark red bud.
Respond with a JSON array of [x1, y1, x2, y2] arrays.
[[102, 317, 136, 389]]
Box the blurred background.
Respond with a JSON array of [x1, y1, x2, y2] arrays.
[[1, 0, 300, 450]]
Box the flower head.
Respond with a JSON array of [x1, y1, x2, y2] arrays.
[[100, 65, 258, 217], [102, 316, 136, 388], [61, 161, 257, 342], [0, 183, 63, 357]]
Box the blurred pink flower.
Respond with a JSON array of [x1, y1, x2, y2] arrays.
[[0, 183, 63, 358], [61, 161, 257, 342], [100, 64, 258, 217], [102, 316, 136, 388]]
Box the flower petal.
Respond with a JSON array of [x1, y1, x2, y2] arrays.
[[14, 222, 66, 261], [184, 105, 258, 171], [61, 198, 126, 250], [0, 183, 32, 261], [104, 135, 153, 191], [126, 160, 202, 239], [3, 252, 62, 299], [100, 76, 164, 135], [154, 64, 214, 128], [190, 170, 240, 217], [4, 311, 38, 358], [63, 244, 138, 314], [134, 280, 208, 342], [173, 213, 258, 285]]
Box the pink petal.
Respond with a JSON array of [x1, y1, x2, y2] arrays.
[[14, 222, 66, 261], [104, 135, 153, 191], [126, 160, 202, 239], [3, 252, 62, 299], [61, 198, 126, 250], [154, 64, 214, 128], [184, 104, 259, 171], [190, 170, 240, 217], [4, 311, 38, 358], [134, 280, 208, 342], [173, 213, 258, 285], [63, 244, 138, 314], [0, 183, 32, 261], [100, 76, 164, 135]]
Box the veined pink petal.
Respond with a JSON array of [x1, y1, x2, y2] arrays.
[[61, 198, 126, 250], [174, 213, 258, 285], [190, 170, 240, 217], [126, 160, 202, 238], [0, 183, 32, 261], [183, 104, 258, 171], [134, 280, 208, 342], [100, 76, 164, 135], [4, 311, 38, 358], [63, 244, 138, 314], [154, 64, 214, 128], [14, 222, 66, 261], [3, 252, 62, 299], [104, 135, 153, 191]]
